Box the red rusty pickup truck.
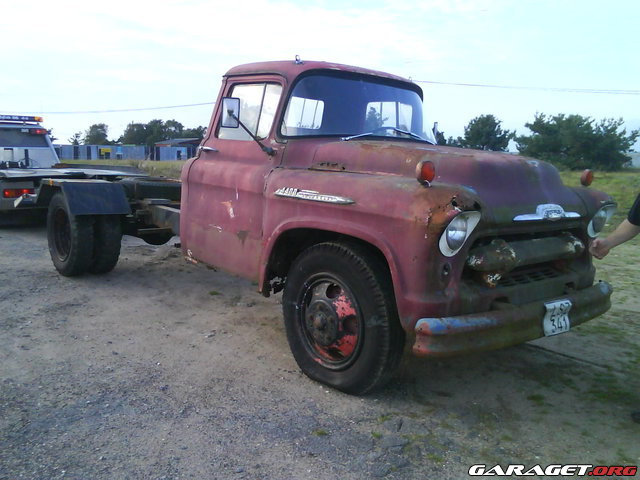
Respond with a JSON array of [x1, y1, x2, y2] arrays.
[[39, 59, 615, 394]]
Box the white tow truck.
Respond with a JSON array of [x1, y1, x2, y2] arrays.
[[0, 115, 148, 222]]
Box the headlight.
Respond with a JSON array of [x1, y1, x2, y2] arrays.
[[439, 211, 481, 257], [446, 216, 468, 251], [587, 204, 616, 238]]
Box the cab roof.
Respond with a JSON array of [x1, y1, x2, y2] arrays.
[[0, 115, 43, 124], [224, 60, 420, 93]]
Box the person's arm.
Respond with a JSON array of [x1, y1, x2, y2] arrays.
[[590, 219, 640, 259]]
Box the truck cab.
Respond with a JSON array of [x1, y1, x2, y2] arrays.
[[0, 115, 59, 215], [178, 59, 615, 394], [0, 115, 58, 169]]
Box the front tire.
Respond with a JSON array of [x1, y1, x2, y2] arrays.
[[47, 192, 94, 276], [283, 242, 405, 394]]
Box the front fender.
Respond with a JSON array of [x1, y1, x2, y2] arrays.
[[259, 217, 401, 292]]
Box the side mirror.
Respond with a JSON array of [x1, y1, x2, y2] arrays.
[[221, 97, 240, 128]]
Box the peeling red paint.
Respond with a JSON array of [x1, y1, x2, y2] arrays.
[[178, 60, 614, 359]]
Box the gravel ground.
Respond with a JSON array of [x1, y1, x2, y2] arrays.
[[1, 224, 639, 479]]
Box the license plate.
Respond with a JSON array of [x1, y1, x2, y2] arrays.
[[543, 299, 572, 336]]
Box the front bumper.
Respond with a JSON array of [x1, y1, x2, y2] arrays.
[[412, 281, 613, 357]]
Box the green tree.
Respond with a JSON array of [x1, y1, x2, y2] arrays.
[[446, 136, 462, 147], [83, 123, 111, 145], [434, 130, 447, 145], [145, 119, 170, 149], [68, 132, 82, 145], [164, 119, 184, 138], [183, 126, 206, 139], [117, 120, 206, 159], [456, 114, 514, 151], [516, 113, 639, 171], [119, 122, 147, 145], [364, 107, 387, 131]]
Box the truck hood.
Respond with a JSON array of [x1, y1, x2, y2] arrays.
[[310, 139, 604, 224]]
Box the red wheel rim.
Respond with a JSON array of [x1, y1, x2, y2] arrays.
[[299, 277, 363, 369]]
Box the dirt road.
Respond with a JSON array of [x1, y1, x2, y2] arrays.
[[1, 225, 638, 479]]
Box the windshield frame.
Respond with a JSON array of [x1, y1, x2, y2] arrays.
[[279, 70, 428, 141]]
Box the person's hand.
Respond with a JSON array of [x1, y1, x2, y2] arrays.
[[589, 238, 610, 259]]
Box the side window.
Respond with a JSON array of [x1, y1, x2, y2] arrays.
[[218, 83, 282, 141], [364, 102, 413, 131]]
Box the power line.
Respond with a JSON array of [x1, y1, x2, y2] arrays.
[[10, 102, 215, 115], [414, 80, 640, 95], [9, 80, 640, 117]]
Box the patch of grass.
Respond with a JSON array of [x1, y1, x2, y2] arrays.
[[377, 413, 393, 423], [616, 448, 635, 464], [517, 362, 581, 391], [401, 433, 428, 443], [559, 169, 640, 229], [312, 428, 329, 436], [526, 394, 546, 406], [425, 452, 445, 464], [579, 314, 632, 344], [584, 373, 639, 406], [439, 419, 454, 430], [208, 290, 221, 296], [371, 431, 383, 439]]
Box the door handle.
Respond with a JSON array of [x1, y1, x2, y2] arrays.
[[198, 146, 218, 153]]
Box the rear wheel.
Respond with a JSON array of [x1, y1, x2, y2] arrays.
[[47, 192, 94, 276], [90, 215, 122, 274], [283, 242, 405, 394]]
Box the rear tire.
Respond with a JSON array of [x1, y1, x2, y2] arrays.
[[90, 215, 122, 274], [283, 242, 405, 395], [47, 192, 94, 276]]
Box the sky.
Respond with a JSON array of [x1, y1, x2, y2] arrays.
[[2, 0, 639, 150]]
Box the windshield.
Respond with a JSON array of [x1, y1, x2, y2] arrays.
[[281, 73, 429, 141], [0, 127, 58, 168]]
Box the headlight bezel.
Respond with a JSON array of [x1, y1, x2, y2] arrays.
[[587, 204, 616, 238], [439, 211, 481, 257]]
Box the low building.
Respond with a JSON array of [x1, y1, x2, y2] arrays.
[[55, 144, 148, 161], [153, 138, 201, 161], [54, 138, 202, 161]]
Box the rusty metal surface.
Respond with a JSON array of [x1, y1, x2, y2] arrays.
[[412, 281, 613, 357], [466, 233, 585, 273], [223, 60, 418, 93], [146, 203, 181, 236], [260, 137, 607, 328], [180, 61, 614, 350], [184, 130, 611, 332]]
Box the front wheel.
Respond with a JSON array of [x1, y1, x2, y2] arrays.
[[283, 242, 405, 394]]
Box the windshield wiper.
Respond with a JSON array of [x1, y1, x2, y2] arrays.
[[342, 126, 434, 144]]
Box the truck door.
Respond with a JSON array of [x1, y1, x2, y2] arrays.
[[183, 79, 283, 280]]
